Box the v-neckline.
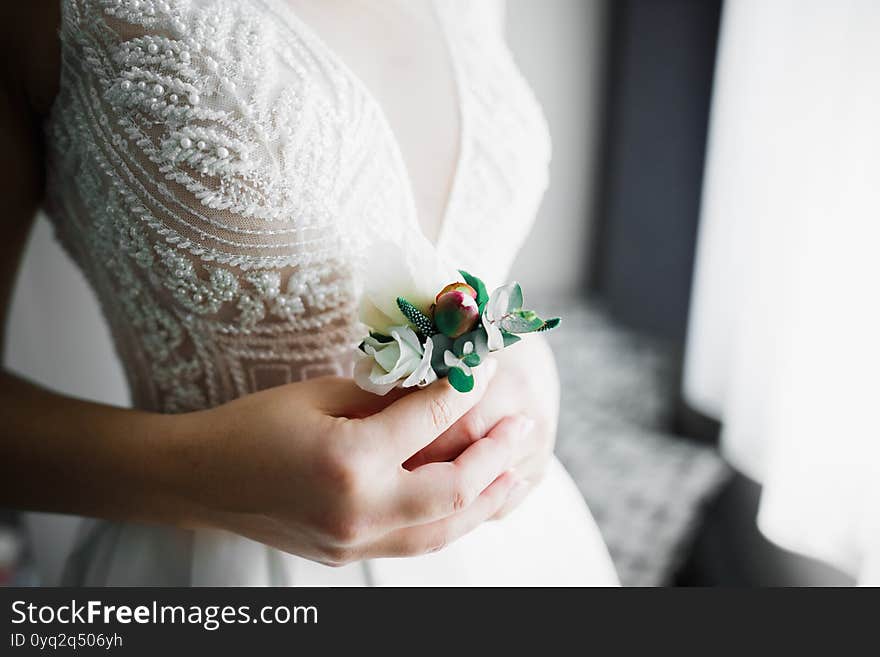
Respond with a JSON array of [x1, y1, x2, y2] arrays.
[[259, 0, 466, 251]]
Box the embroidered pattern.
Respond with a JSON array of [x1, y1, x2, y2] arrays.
[[45, 0, 551, 413]]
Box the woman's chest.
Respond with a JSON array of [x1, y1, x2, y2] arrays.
[[283, 0, 461, 245], [255, 0, 551, 274]]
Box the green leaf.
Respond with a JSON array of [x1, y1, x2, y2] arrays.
[[500, 309, 545, 334], [459, 270, 489, 311], [507, 282, 523, 313], [453, 327, 489, 359], [430, 334, 453, 377], [462, 352, 481, 367], [448, 366, 475, 392], [501, 330, 521, 347], [536, 317, 561, 332], [397, 297, 435, 336], [369, 331, 394, 343]]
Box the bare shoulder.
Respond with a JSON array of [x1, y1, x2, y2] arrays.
[[0, 0, 61, 116]]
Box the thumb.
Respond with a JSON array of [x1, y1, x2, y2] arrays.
[[365, 358, 498, 459]]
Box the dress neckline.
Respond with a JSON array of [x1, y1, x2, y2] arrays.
[[257, 0, 466, 252]]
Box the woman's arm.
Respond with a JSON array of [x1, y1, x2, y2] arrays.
[[0, 371, 203, 525], [0, 0, 199, 527]]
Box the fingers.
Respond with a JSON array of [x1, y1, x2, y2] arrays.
[[391, 414, 535, 526], [402, 362, 515, 469], [365, 470, 520, 558], [488, 453, 551, 520], [366, 358, 498, 459], [404, 402, 500, 470], [491, 478, 533, 520]]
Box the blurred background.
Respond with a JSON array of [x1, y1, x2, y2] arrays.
[[2, 0, 878, 586]]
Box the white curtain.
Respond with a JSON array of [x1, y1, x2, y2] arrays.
[[684, 0, 880, 584]]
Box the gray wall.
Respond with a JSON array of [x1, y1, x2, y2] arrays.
[[591, 0, 721, 342], [507, 0, 607, 295]]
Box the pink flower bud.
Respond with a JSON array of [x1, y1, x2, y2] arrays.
[[436, 282, 477, 302], [434, 289, 480, 338]]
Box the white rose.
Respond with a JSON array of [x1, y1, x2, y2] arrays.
[[358, 240, 462, 334], [354, 326, 437, 395]]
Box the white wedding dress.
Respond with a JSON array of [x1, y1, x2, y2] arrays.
[[36, 0, 618, 586]]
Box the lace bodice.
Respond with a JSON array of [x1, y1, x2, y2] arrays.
[[44, 0, 551, 413]]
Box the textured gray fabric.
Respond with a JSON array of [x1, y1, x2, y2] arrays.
[[545, 300, 730, 586]]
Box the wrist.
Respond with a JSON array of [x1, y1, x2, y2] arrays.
[[129, 409, 216, 529]]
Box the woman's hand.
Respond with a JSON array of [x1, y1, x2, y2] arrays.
[[404, 336, 560, 519], [173, 358, 535, 566]]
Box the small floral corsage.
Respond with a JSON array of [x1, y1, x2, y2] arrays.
[[354, 244, 559, 394]]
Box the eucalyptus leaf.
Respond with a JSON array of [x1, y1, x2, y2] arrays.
[[537, 317, 561, 332], [462, 352, 481, 367], [499, 309, 544, 334], [453, 327, 488, 358], [501, 330, 521, 347], [507, 282, 523, 313], [430, 333, 453, 377], [448, 366, 475, 393]]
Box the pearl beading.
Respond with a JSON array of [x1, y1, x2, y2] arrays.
[[45, 0, 551, 413]]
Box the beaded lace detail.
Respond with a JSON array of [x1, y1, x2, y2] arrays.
[[44, 0, 550, 413]]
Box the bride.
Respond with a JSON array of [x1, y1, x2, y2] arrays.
[[0, 0, 617, 586]]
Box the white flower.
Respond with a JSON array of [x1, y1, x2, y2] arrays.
[[354, 326, 437, 395], [482, 283, 517, 351], [358, 240, 461, 334]]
